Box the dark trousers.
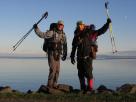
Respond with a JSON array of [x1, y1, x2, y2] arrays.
[[47, 51, 60, 88], [77, 57, 93, 90]]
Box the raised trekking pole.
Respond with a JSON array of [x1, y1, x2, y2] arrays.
[[12, 11, 48, 51], [105, 0, 117, 53]]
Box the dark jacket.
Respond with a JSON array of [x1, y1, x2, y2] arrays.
[[70, 21, 110, 59]]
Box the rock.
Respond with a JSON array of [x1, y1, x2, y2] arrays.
[[57, 84, 73, 92], [97, 85, 108, 92], [48, 87, 65, 95], [0, 86, 13, 93], [117, 84, 136, 94], [38, 85, 65, 95], [130, 85, 136, 93], [37, 85, 49, 93], [97, 85, 114, 94], [27, 90, 35, 94]]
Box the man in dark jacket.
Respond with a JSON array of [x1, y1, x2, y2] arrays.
[[70, 18, 111, 93], [33, 20, 67, 88]]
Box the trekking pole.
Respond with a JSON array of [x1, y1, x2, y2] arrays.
[[104, 0, 117, 53], [12, 12, 48, 51]]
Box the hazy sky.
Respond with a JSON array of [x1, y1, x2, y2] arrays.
[[0, 0, 136, 54]]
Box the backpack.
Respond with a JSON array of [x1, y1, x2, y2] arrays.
[[43, 23, 57, 52], [74, 26, 98, 59]]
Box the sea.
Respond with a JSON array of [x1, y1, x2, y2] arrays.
[[0, 52, 136, 92]]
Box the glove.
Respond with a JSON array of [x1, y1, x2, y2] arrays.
[[71, 57, 75, 65], [61, 55, 67, 61], [33, 24, 38, 29], [107, 18, 112, 24]]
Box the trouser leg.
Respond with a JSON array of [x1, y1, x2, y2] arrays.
[[87, 78, 93, 91], [47, 52, 57, 88], [53, 59, 60, 87], [78, 74, 86, 90], [84, 58, 93, 91], [77, 60, 86, 91]]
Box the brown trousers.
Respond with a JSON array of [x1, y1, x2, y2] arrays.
[[47, 51, 60, 88]]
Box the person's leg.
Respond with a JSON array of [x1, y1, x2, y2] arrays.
[[47, 51, 56, 88], [84, 58, 93, 91], [77, 59, 86, 91], [87, 78, 93, 91], [53, 58, 60, 88]]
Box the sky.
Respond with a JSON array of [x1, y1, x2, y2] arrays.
[[0, 0, 136, 55]]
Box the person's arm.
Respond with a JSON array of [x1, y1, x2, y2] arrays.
[[96, 18, 111, 36], [34, 27, 47, 38], [62, 33, 67, 59], [70, 36, 78, 64], [33, 24, 54, 39], [70, 36, 77, 58]]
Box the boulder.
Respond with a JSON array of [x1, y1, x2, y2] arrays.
[[27, 90, 35, 94], [97, 85, 114, 94], [97, 85, 108, 92], [0, 86, 13, 93], [38, 85, 65, 95], [130, 85, 136, 93], [57, 84, 73, 92], [117, 84, 136, 94], [48, 87, 65, 95], [37, 85, 49, 93]]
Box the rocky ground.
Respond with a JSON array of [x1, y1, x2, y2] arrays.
[[0, 83, 136, 102]]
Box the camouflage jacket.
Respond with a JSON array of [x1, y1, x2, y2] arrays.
[[34, 28, 67, 56]]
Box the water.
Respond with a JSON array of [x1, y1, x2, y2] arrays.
[[0, 57, 136, 92]]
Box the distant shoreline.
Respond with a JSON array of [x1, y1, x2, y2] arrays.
[[0, 55, 136, 60], [0, 50, 136, 60]]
